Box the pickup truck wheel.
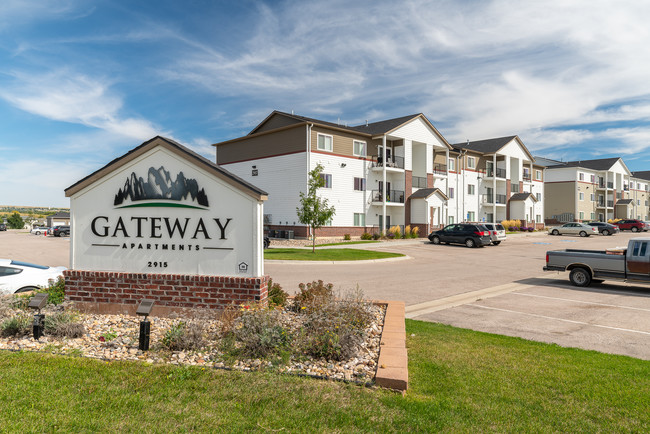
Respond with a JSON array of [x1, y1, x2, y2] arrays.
[[632, 227, 639, 232], [579, 231, 588, 237], [465, 238, 476, 248], [602, 229, 609, 236], [431, 236, 441, 245], [552, 229, 559, 236], [569, 268, 592, 287]]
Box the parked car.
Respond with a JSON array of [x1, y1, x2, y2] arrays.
[[0, 259, 66, 294], [30, 226, 49, 235], [428, 224, 492, 248], [482, 223, 507, 245], [0, 224, 6, 231], [587, 222, 619, 236], [614, 219, 647, 232], [52, 225, 70, 237], [548, 223, 598, 237]]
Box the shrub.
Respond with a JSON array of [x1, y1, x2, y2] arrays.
[[1, 314, 31, 337], [293, 280, 334, 313], [388, 225, 401, 239], [528, 227, 535, 232], [44, 310, 85, 338], [232, 308, 291, 358], [267, 279, 288, 308], [372, 232, 381, 240], [404, 225, 411, 239], [161, 321, 207, 351], [300, 288, 374, 361], [386, 232, 395, 239], [14, 277, 66, 310], [218, 304, 241, 337], [410, 226, 420, 238], [360, 232, 372, 240], [343, 234, 351, 241]]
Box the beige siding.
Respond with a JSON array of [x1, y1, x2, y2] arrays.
[[311, 126, 377, 157], [545, 182, 576, 218], [216, 126, 306, 164]]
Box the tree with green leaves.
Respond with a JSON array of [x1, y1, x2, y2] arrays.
[[297, 163, 336, 252], [7, 211, 24, 229]]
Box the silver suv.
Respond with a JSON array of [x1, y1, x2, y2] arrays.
[[482, 223, 506, 245]]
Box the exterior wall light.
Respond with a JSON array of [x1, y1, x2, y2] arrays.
[[136, 299, 155, 351], [28, 293, 48, 340]]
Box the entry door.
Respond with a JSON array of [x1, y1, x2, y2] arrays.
[[378, 181, 392, 201], [378, 215, 391, 231], [378, 146, 392, 164]]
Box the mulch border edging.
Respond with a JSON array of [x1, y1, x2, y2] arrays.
[[374, 300, 408, 392]]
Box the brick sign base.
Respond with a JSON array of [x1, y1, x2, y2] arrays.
[[63, 270, 269, 317]]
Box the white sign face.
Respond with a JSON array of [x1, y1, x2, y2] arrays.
[[69, 144, 264, 277]]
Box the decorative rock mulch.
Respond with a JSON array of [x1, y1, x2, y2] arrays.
[[0, 303, 386, 385]]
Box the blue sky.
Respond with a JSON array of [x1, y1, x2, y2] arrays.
[[2, 0, 650, 207]]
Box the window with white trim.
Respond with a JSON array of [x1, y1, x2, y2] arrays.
[[353, 140, 366, 157], [535, 170, 542, 180], [579, 192, 584, 201], [448, 216, 454, 224], [353, 213, 365, 226], [317, 134, 333, 152], [536, 215, 541, 223], [467, 211, 475, 221], [353, 177, 365, 191], [590, 193, 595, 201], [590, 174, 595, 183], [536, 193, 541, 201], [320, 173, 332, 188], [579, 172, 584, 181], [579, 211, 584, 220], [591, 212, 595, 220], [467, 156, 476, 169], [448, 187, 454, 199], [448, 158, 455, 172], [467, 184, 475, 195]]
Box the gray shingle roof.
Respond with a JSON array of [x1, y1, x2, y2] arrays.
[[632, 171, 650, 181], [452, 136, 517, 154], [509, 193, 537, 202], [546, 157, 621, 171], [409, 188, 448, 200], [616, 199, 633, 205]]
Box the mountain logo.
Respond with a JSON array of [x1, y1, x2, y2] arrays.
[[114, 166, 209, 209]]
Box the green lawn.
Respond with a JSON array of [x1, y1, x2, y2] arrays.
[[264, 248, 403, 261], [1, 320, 649, 431], [314, 240, 381, 247]]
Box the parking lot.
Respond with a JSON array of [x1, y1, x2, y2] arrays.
[[3, 229, 650, 360]]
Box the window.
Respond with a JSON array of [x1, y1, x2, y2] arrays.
[[535, 170, 542, 180], [632, 241, 648, 257], [579, 173, 584, 181], [638, 200, 641, 206], [317, 134, 333, 152], [467, 211, 475, 221], [591, 212, 595, 220], [536, 193, 541, 201], [511, 184, 519, 193], [579, 192, 584, 201], [590, 174, 595, 183], [353, 213, 365, 227], [448, 216, 454, 224], [448, 158, 455, 172], [590, 193, 595, 201], [579, 211, 584, 220], [487, 213, 494, 222], [467, 156, 476, 169], [320, 173, 332, 188], [353, 140, 366, 157], [353, 177, 365, 191], [536, 215, 541, 223], [448, 187, 454, 199], [467, 184, 475, 195]]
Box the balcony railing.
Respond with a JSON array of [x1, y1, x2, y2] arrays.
[[433, 163, 447, 175], [597, 181, 614, 189], [484, 167, 506, 178], [608, 200, 614, 207], [523, 174, 532, 182], [371, 189, 405, 204], [608, 182, 614, 188], [412, 176, 427, 188], [482, 194, 507, 204], [371, 155, 404, 169]]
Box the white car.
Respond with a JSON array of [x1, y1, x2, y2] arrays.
[[482, 223, 507, 245], [30, 227, 49, 235], [548, 223, 598, 237], [0, 259, 66, 294]]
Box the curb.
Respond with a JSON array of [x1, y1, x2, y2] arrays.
[[265, 255, 410, 265], [374, 300, 408, 393]]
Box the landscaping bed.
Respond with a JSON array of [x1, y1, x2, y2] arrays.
[[0, 280, 385, 385]]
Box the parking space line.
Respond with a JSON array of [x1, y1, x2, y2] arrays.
[[513, 292, 650, 312], [470, 304, 650, 336]]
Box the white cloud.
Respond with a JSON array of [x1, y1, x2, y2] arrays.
[[0, 70, 159, 140]]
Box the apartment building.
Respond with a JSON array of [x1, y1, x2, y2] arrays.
[[543, 158, 650, 222], [443, 137, 545, 227], [213, 111, 544, 237]]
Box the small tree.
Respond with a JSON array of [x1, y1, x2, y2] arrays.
[[6, 211, 24, 229], [297, 164, 336, 252]]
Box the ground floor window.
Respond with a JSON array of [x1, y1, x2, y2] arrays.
[[579, 211, 584, 220], [487, 213, 494, 222], [353, 213, 365, 226], [467, 211, 475, 221], [591, 212, 595, 220], [536, 215, 541, 223], [448, 216, 454, 224]]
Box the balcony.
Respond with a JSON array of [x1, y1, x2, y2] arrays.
[[370, 155, 404, 170], [624, 185, 630, 191], [596, 181, 614, 189], [523, 174, 532, 182], [371, 189, 405, 205], [412, 176, 427, 189], [482, 194, 507, 205], [432, 163, 447, 176], [483, 167, 506, 179]]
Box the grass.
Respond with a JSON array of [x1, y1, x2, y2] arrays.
[[1, 320, 649, 431], [314, 240, 381, 247], [264, 248, 404, 261]]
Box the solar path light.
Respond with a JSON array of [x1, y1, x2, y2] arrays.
[[28, 293, 48, 340], [136, 299, 155, 351]]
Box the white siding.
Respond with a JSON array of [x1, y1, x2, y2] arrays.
[[390, 118, 448, 149]]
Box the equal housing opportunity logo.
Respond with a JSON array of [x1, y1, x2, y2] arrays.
[[91, 166, 233, 254]]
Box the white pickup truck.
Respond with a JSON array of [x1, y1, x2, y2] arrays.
[[543, 237, 650, 287]]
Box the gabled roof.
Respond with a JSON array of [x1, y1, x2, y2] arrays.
[[546, 157, 622, 172], [452, 135, 535, 161], [532, 156, 563, 167], [49, 211, 70, 218], [409, 188, 449, 201], [616, 199, 633, 205], [632, 171, 650, 181], [509, 193, 538, 202], [65, 136, 267, 200], [240, 110, 452, 149]]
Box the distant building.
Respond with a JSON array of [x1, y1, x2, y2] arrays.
[[47, 211, 70, 227]]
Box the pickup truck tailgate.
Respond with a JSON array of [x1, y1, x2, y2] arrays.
[[546, 249, 626, 273]]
